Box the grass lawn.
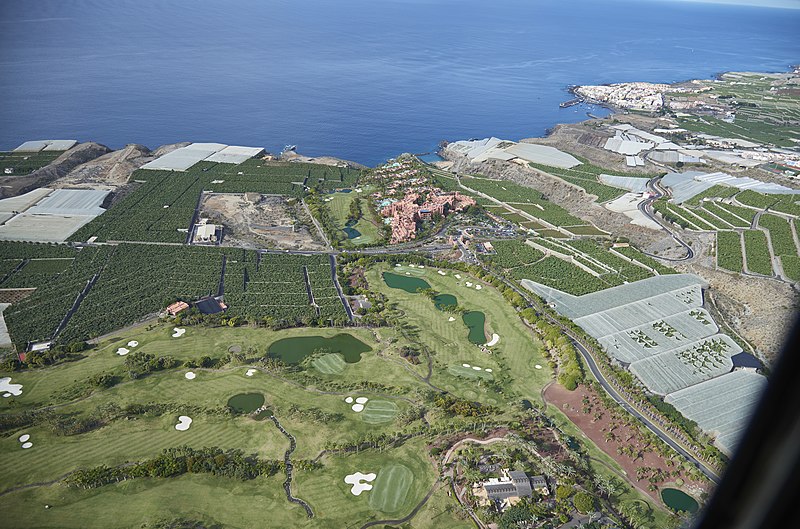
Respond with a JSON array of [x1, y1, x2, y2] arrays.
[[0, 473, 315, 529], [367, 263, 552, 406], [295, 437, 440, 525], [326, 188, 382, 245]]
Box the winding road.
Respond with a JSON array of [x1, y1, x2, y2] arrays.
[[637, 175, 695, 262]]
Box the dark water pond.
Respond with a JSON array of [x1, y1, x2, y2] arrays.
[[462, 311, 487, 344], [343, 219, 361, 239], [433, 293, 457, 311], [227, 393, 265, 414], [661, 488, 699, 513], [382, 271, 430, 293], [268, 333, 372, 364]]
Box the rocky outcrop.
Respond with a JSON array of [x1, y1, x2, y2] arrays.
[[52, 144, 152, 189]]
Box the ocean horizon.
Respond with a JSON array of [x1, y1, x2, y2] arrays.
[[1, 0, 798, 165]]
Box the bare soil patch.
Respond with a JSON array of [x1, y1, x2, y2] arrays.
[[199, 193, 325, 251], [545, 382, 710, 503]]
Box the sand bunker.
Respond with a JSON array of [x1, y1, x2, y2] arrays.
[[475, 284, 482, 290], [438, 270, 446, 276], [535, 364, 542, 369], [486, 334, 500, 347], [485, 368, 493, 373], [172, 327, 186, 338], [116, 347, 130, 356], [127, 341, 139, 347], [185, 371, 196, 380], [472, 366, 482, 371], [0, 377, 23, 397], [462, 363, 471, 368], [344, 472, 377, 496], [245, 369, 257, 377], [175, 416, 193, 431], [448, 316, 456, 322], [395, 264, 401, 267], [418, 265, 424, 269], [465, 281, 473, 287], [352, 404, 365, 412], [355, 397, 369, 404], [345, 397, 354, 403], [455, 274, 461, 279], [19, 434, 30, 443], [21, 442, 32, 449]]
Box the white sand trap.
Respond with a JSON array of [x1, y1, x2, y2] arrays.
[[245, 369, 257, 377], [462, 363, 471, 368], [19, 434, 30, 443], [475, 285, 482, 290], [0, 377, 22, 397], [127, 340, 139, 347], [455, 274, 461, 279], [352, 403, 365, 412], [408, 264, 415, 268], [21, 442, 32, 449], [418, 265, 425, 269], [345, 396, 354, 404], [486, 333, 500, 347], [344, 472, 377, 496], [405, 272, 410, 275], [465, 281, 473, 287], [175, 416, 193, 431], [395, 264, 401, 267], [355, 397, 369, 404], [116, 347, 130, 356], [535, 364, 542, 369], [472, 366, 482, 371], [485, 368, 493, 373], [184, 371, 196, 380], [438, 270, 446, 276], [172, 327, 186, 338], [448, 316, 456, 322]]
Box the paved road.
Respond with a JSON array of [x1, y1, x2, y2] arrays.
[[637, 176, 694, 262], [569, 334, 720, 483]]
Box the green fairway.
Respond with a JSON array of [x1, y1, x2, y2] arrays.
[[312, 353, 347, 374], [447, 364, 494, 380], [361, 400, 399, 424], [326, 189, 382, 245], [367, 264, 552, 406], [369, 463, 414, 512]]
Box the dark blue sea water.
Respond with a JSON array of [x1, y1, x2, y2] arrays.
[[0, 0, 798, 166]]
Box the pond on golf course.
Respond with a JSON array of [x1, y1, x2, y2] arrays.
[[227, 393, 265, 414], [268, 333, 372, 364], [382, 271, 431, 293], [343, 219, 361, 239], [433, 293, 457, 311], [661, 488, 699, 513], [462, 311, 487, 344]]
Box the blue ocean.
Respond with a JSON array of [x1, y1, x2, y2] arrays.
[[0, 0, 798, 166]]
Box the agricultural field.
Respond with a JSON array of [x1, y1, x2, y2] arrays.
[[677, 72, 800, 148], [528, 159, 656, 204], [486, 238, 664, 296], [716, 231, 744, 273], [0, 150, 63, 176], [743, 230, 773, 276], [758, 214, 798, 259], [2, 244, 348, 349], [69, 160, 361, 244]]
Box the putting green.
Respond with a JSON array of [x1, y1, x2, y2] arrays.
[[447, 365, 493, 380], [368, 463, 414, 513], [361, 400, 399, 424], [312, 353, 347, 375]]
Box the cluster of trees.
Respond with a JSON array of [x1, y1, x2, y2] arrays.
[[433, 393, 499, 418], [525, 315, 584, 391], [63, 446, 284, 489], [124, 351, 181, 379]]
